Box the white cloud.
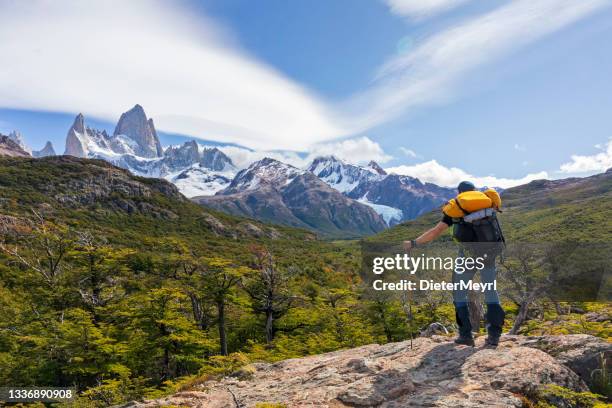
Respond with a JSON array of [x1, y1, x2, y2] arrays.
[[385, 0, 470, 20], [216, 136, 391, 169], [306, 136, 392, 165], [215, 145, 306, 170], [514, 143, 526, 151], [559, 139, 612, 174], [386, 159, 548, 188], [339, 0, 610, 133], [399, 147, 418, 158], [0, 0, 344, 151]]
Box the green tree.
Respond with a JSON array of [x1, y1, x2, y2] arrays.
[[68, 232, 133, 320], [124, 287, 211, 382], [198, 258, 249, 356], [242, 247, 296, 343], [0, 211, 75, 309]]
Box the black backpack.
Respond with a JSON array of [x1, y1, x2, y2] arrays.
[[451, 199, 505, 256]]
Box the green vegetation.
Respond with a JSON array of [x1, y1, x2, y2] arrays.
[[527, 384, 608, 408], [0, 157, 417, 405], [0, 157, 610, 405]]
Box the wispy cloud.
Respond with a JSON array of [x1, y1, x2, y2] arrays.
[[0, 0, 343, 151], [514, 143, 526, 151], [559, 139, 612, 174], [339, 0, 610, 133], [386, 160, 548, 188], [399, 147, 419, 158], [384, 0, 471, 20]]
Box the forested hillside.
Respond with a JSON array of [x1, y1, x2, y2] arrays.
[[0, 157, 609, 406], [0, 157, 406, 405]]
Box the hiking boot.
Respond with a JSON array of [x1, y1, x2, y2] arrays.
[[454, 335, 475, 346], [485, 336, 499, 347]]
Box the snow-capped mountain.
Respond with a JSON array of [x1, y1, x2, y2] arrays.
[[54, 104, 455, 232], [194, 158, 387, 238], [307, 156, 384, 193], [33, 141, 56, 157], [114, 105, 163, 158], [0, 133, 30, 157], [307, 156, 455, 225], [224, 157, 305, 194], [167, 164, 233, 198], [2, 130, 55, 158], [63, 106, 236, 196], [64, 106, 162, 160], [7, 131, 30, 154]]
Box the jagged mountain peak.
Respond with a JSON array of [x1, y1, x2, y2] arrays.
[[33, 141, 56, 158], [72, 113, 86, 133], [64, 105, 163, 159], [305, 155, 346, 171], [113, 105, 162, 158], [7, 130, 30, 153], [307, 155, 383, 194], [0, 133, 30, 157], [200, 146, 233, 171], [222, 157, 303, 194], [368, 160, 387, 175]]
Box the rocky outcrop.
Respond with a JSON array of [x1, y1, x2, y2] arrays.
[[0, 133, 30, 157], [124, 334, 610, 408], [368, 161, 387, 176], [113, 104, 162, 158], [30, 156, 186, 218], [33, 141, 56, 157]]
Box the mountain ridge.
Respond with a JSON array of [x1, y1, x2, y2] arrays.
[[194, 158, 388, 238], [307, 155, 456, 225]]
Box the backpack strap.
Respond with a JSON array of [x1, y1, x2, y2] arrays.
[[454, 198, 471, 216]]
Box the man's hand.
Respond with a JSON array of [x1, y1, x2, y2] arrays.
[[403, 240, 413, 252]]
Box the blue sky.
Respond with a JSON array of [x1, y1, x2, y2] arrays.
[[1, 0, 611, 187]]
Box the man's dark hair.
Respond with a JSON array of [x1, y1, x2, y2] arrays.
[[457, 181, 476, 193]]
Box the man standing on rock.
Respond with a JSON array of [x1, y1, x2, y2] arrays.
[[403, 181, 505, 347]]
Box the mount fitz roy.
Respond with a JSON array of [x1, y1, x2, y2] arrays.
[[62, 105, 237, 198], [5, 104, 456, 235]]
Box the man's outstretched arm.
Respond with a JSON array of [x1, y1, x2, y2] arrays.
[[403, 221, 449, 251]]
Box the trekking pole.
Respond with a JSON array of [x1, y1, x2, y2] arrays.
[[409, 297, 413, 350], [401, 288, 413, 350], [403, 244, 414, 350]]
